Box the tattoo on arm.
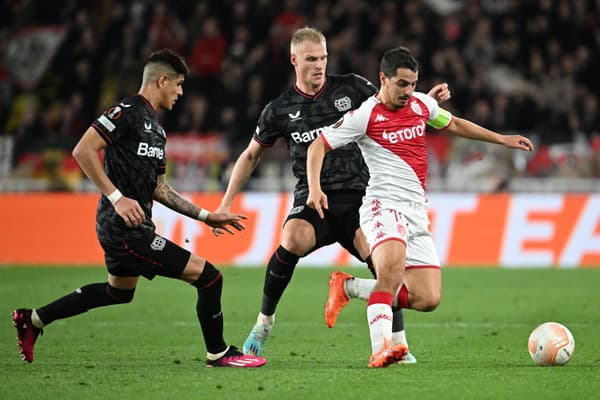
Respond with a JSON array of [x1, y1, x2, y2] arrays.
[[153, 175, 201, 220]]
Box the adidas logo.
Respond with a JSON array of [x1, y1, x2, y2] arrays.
[[375, 113, 388, 122]]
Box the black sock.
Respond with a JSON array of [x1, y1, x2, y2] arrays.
[[366, 256, 404, 332], [36, 283, 135, 326], [365, 255, 377, 278], [392, 307, 405, 332], [192, 261, 227, 354], [260, 246, 299, 315]]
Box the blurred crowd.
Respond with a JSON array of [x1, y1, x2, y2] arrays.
[[1, 0, 599, 191]]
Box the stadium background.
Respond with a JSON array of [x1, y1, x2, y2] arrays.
[[1, 0, 599, 267]]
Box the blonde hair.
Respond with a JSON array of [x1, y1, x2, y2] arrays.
[[290, 27, 326, 55]]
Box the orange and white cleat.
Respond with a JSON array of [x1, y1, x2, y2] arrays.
[[324, 271, 353, 328], [368, 339, 408, 368]]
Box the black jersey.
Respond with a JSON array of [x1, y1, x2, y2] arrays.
[[91, 94, 167, 243], [254, 73, 377, 200]]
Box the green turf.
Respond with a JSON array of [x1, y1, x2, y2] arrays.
[[1, 266, 599, 400]]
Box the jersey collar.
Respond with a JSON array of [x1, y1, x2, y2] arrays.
[[137, 94, 157, 114], [293, 78, 328, 100]]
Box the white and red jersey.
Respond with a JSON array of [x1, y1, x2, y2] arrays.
[[320, 92, 452, 206]]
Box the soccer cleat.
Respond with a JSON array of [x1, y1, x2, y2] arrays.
[[397, 352, 417, 365], [206, 345, 266, 368], [368, 339, 409, 368], [243, 321, 272, 356], [324, 271, 353, 328], [12, 308, 43, 363]]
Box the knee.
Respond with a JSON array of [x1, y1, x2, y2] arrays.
[[280, 235, 310, 256], [107, 284, 135, 304], [419, 293, 441, 312]]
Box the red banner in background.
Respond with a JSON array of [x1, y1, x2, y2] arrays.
[[0, 193, 599, 267]]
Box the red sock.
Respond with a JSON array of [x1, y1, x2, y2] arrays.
[[396, 285, 409, 309]]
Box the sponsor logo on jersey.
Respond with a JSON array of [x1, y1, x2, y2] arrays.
[[107, 106, 122, 120], [381, 121, 426, 144], [334, 96, 352, 112], [290, 127, 324, 143], [288, 110, 301, 121], [137, 142, 164, 159], [150, 236, 166, 251], [144, 121, 152, 132], [119, 102, 132, 108], [374, 113, 388, 122], [410, 100, 423, 116], [97, 115, 116, 132]]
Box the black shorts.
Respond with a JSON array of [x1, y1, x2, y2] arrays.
[[100, 233, 191, 280], [286, 190, 364, 260]]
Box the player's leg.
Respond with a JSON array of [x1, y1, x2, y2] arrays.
[[244, 216, 317, 356], [328, 218, 414, 361], [177, 254, 265, 368], [398, 267, 441, 311], [367, 239, 408, 368], [31, 273, 137, 328], [12, 238, 141, 363]]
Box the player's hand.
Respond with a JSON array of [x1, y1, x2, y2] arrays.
[[205, 212, 247, 235], [210, 204, 230, 237], [427, 83, 451, 104], [501, 134, 534, 152], [114, 197, 145, 228], [306, 189, 328, 219]]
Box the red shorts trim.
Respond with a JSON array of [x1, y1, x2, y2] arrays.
[[405, 264, 441, 270]]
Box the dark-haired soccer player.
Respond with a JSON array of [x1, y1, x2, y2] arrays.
[[12, 49, 266, 368], [213, 27, 450, 362], [306, 46, 533, 367]]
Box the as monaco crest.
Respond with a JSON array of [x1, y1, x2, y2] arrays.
[[410, 100, 423, 115]]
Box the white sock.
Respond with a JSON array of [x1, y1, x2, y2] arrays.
[[392, 330, 408, 347], [257, 312, 274, 327], [345, 279, 407, 308], [345, 278, 376, 301], [367, 303, 393, 354], [206, 345, 230, 360], [31, 309, 44, 329]]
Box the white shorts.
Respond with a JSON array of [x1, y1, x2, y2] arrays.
[[360, 198, 441, 269]]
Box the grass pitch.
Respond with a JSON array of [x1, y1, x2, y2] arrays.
[[1, 266, 599, 400]]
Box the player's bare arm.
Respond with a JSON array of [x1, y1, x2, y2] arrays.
[[443, 116, 534, 152], [73, 126, 145, 228], [212, 139, 265, 236], [153, 175, 247, 234], [305, 135, 330, 219]]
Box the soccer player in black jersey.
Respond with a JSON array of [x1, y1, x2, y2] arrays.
[[213, 27, 450, 361], [12, 49, 265, 368]]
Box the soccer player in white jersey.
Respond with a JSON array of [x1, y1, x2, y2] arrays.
[[306, 47, 533, 368]]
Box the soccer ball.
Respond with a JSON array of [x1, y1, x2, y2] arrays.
[[528, 322, 575, 366]]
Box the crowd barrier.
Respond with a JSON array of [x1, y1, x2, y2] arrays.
[[1, 193, 598, 267]]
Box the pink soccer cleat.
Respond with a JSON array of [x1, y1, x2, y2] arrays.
[[12, 308, 43, 363], [206, 345, 266, 368]]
